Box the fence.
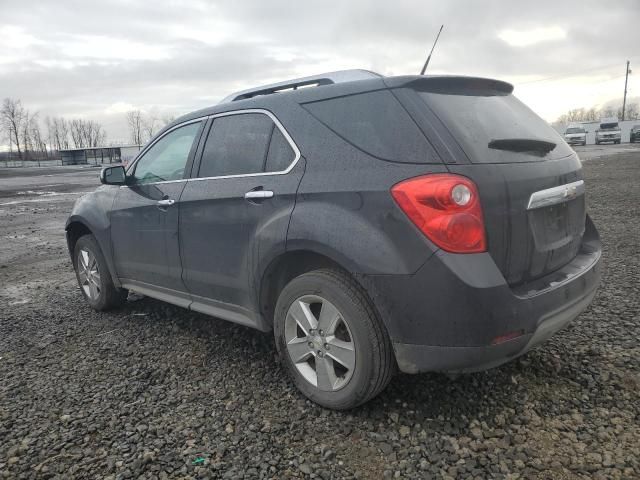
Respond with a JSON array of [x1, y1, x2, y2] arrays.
[[0, 158, 64, 168]]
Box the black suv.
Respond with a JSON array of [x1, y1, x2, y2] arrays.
[[67, 70, 602, 409], [630, 125, 640, 143]]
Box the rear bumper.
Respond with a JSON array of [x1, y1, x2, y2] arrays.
[[361, 216, 602, 373], [393, 286, 597, 373]]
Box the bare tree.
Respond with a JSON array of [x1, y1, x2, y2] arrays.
[[46, 116, 71, 151], [143, 114, 160, 142], [600, 106, 616, 118], [126, 110, 144, 145], [1, 98, 26, 159], [70, 119, 85, 148], [618, 103, 639, 121], [29, 117, 47, 156], [69, 118, 106, 148]]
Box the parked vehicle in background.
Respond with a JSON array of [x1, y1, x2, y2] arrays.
[[595, 118, 621, 144], [66, 70, 602, 409], [630, 124, 640, 143], [564, 126, 587, 146]]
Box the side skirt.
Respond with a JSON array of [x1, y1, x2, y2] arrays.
[[120, 279, 268, 332]]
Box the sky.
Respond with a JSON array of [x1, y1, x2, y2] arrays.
[[1, 0, 639, 144]]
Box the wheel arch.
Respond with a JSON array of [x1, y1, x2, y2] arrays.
[[65, 219, 93, 259], [259, 248, 364, 329], [65, 215, 121, 287]]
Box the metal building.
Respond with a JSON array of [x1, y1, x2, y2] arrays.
[[59, 145, 142, 166]]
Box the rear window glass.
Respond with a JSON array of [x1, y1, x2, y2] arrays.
[[418, 92, 573, 163], [303, 90, 438, 163]]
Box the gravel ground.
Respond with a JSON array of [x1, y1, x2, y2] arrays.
[[1, 153, 639, 479]]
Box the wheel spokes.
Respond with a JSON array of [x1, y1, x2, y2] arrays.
[[287, 337, 313, 363], [288, 299, 318, 336], [79, 250, 89, 271], [326, 337, 355, 371], [315, 355, 338, 391], [318, 300, 340, 334], [284, 295, 356, 392], [78, 249, 100, 300]]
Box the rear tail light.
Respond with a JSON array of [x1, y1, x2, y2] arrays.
[[391, 174, 487, 253]]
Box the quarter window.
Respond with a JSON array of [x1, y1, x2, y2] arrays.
[[197, 113, 295, 177], [266, 128, 296, 172], [132, 122, 201, 184], [302, 90, 435, 163]]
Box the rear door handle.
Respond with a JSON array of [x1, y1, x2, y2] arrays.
[[244, 190, 274, 200], [157, 199, 175, 207]]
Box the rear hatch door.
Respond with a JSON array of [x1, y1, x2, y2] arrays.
[[392, 77, 586, 286]]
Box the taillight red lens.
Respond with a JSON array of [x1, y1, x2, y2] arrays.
[[391, 174, 487, 253]]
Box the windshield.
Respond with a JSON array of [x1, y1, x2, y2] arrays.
[[418, 91, 573, 163], [599, 123, 619, 130], [566, 128, 585, 134]]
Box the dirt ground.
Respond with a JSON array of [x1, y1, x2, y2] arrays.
[[1, 149, 639, 479]]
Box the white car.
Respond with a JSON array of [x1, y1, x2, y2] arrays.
[[564, 127, 587, 146]]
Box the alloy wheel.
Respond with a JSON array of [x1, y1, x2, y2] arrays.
[[77, 249, 101, 300], [284, 295, 356, 391]]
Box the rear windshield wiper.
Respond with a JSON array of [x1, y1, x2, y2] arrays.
[[488, 138, 556, 155]]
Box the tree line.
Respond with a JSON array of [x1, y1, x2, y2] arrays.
[[125, 110, 175, 145], [0, 98, 107, 160], [554, 102, 640, 126], [1, 97, 176, 161]]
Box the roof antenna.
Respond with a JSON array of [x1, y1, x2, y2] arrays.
[[420, 25, 444, 75]]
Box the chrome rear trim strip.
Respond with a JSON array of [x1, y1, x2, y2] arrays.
[[527, 180, 585, 210]]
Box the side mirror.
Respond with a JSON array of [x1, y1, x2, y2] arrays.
[[100, 166, 126, 185]]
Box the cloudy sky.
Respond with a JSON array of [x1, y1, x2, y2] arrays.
[[1, 0, 639, 143]]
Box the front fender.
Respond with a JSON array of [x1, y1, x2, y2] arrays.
[[66, 186, 120, 285]]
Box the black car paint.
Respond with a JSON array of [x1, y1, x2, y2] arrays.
[[67, 74, 602, 373]]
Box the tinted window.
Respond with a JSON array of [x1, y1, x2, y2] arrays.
[[132, 122, 201, 184], [266, 128, 296, 172], [303, 90, 435, 163], [419, 92, 573, 163], [199, 114, 273, 177]]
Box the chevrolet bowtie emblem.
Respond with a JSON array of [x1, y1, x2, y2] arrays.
[[563, 185, 578, 199]]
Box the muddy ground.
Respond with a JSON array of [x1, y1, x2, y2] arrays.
[[1, 149, 639, 479]]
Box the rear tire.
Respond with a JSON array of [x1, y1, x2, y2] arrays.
[[274, 268, 395, 409], [73, 234, 127, 311]]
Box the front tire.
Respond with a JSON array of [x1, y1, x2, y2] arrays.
[[274, 268, 394, 409], [73, 234, 127, 311]]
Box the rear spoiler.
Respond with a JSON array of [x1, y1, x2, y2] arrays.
[[383, 75, 514, 96]]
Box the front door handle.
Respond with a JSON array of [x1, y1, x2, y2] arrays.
[[244, 190, 274, 200], [157, 199, 175, 207]]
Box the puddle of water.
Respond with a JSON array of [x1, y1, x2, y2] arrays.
[[0, 191, 88, 206], [16, 190, 57, 196]]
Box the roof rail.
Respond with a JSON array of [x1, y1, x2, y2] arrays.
[[219, 69, 381, 104]]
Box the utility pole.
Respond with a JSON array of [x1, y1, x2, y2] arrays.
[[622, 60, 630, 121]]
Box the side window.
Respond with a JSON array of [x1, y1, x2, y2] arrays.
[[265, 127, 296, 172], [198, 113, 273, 178], [132, 122, 201, 184], [197, 112, 297, 178]]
